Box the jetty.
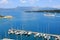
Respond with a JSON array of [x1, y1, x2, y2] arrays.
[[8, 28, 60, 40]]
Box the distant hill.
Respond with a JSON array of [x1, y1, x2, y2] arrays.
[[0, 7, 60, 10], [0, 7, 60, 13]]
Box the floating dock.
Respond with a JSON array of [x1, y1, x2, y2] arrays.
[[8, 28, 60, 40]]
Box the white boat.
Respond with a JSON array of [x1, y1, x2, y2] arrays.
[[19, 30, 25, 35], [27, 31, 32, 35], [15, 30, 21, 35], [2, 38, 14, 40], [55, 36, 60, 40], [8, 29, 15, 34], [34, 33, 40, 37], [44, 35, 50, 40], [44, 13, 56, 17]]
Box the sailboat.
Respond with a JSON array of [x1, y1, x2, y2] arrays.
[[8, 27, 16, 34], [34, 33, 40, 37], [43, 34, 50, 40]]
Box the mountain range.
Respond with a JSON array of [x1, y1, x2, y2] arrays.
[[0, 7, 60, 13]]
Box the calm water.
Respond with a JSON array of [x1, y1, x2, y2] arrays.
[[0, 8, 60, 40]]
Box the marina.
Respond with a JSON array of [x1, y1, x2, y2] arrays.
[[8, 28, 60, 40], [0, 11, 60, 40], [0, 12, 60, 40], [0, 0, 60, 40]]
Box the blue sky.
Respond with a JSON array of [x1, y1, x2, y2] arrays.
[[0, 0, 60, 8]]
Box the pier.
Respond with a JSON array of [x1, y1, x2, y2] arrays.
[[8, 28, 60, 40]]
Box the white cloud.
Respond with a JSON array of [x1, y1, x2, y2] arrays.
[[20, 0, 27, 3], [52, 5, 60, 8], [0, 0, 8, 4], [29, 0, 39, 4], [20, 0, 39, 4]]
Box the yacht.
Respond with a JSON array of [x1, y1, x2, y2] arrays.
[[24, 31, 33, 36], [8, 28, 16, 34], [27, 31, 32, 35], [44, 13, 56, 17], [54, 36, 60, 40], [34, 33, 40, 37], [43, 34, 50, 40], [15, 30, 21, 35]]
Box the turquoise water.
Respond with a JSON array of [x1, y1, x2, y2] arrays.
[[0, 8, 60, 40]]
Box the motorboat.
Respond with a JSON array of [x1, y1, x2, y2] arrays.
[[44, 13, 56, 17], [34, 33, 40, 37]]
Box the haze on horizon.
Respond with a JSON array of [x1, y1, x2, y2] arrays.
[[0, 0, 60, 8]]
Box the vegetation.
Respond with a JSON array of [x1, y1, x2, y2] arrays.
[[25, 10, 60, 13]]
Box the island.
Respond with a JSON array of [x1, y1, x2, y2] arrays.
[[25, 10, 60, 13]]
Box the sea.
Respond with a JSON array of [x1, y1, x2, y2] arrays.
[[0, 7, 60, 40]]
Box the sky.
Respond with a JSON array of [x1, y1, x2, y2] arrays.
[[0, 0, 60, 8]]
